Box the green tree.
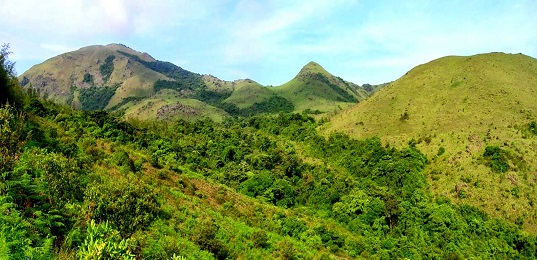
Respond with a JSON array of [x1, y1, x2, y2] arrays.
[[0, 44, 25, 107]]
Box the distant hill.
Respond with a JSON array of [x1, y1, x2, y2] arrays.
[[19, 44, 380, 121], [325, 52, 537, 231], [274, 61, 372, 112]]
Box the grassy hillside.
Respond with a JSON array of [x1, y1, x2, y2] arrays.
[[222, 79, 273, 109], [2, 99, 536, 259], [20, 44, 167, 106], [326, 52, 537, 232], [121, 89, 229, 122]]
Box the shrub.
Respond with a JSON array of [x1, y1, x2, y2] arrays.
[[437, 146, 446, 156], [83, 179, 161, 236], [483, 146, 509, 173]]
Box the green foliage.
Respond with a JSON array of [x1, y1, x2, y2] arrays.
[[437, 146, 446, 156], [77, 219, 134, 260], [1, 44, 26, 107], [0, 104, 28, 172], [1, 75, 537, 259], [83, 179, 161, 236], [83, 73, 94, 84], [192, 219, 229, 260], [99, 55, 115, 82], [153, 79, 198, 93], [79, 84, 119, 110], [483, 145, 509, 173], [528, 121, 537, 135]]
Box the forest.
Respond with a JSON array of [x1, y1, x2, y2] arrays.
[[2, 46, 537, 259]]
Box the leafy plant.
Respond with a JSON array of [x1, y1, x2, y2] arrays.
[[77, 220, 134, 260]]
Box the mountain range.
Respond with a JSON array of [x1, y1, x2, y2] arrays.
[[19, 43, 381, 121]]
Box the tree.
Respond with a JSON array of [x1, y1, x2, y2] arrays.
[[0, 44, 25, 107]]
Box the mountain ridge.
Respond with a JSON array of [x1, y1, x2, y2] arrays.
[[19, 44, 379, 121]]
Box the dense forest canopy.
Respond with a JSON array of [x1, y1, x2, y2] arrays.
[[1, 45, 537, 259]]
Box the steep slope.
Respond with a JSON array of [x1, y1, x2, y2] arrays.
[[274, 61, 372, 113], [326, 52, 537, 231]]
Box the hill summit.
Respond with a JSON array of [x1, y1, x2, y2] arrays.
[[296, 61, 328, 77]]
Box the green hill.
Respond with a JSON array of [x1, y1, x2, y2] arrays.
[[19, 44, 234, 121], [274, 61, 374, 113], [222, 79, 273, 108], [326, 52, 537, 232]]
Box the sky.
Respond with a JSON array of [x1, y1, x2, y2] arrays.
[[1, 0, 536, 86]]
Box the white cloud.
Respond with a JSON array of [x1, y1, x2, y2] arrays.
[[221, 0, 357, 65], [0, 0, 217, 38]]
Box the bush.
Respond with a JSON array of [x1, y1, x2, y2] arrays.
[[483, 146, 509, 173], [84, 179, 161, 236], [437, 146, 446, 156]]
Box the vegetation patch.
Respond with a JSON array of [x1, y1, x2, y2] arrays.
[[99, 55, 115, 82], [483, 145, 509, 173], [79, 84, 119, 110]]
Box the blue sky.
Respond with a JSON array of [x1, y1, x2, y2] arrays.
[[1, 0, 536, 85]]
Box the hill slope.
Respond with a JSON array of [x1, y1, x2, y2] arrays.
[[326, 52, 537, 231]]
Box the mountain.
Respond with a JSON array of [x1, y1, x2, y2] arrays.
[[19, 44, 380, 121], [19, 43, 230, 120], [325, 52, 537, 231]]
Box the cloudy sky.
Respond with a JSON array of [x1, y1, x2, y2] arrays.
[[1, 0, 536, 85]]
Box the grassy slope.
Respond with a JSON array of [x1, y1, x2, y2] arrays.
[[201, 75, 235, 92], [222, 79, 275, 109], [325, 52, 537, 232], [122, 89, 229, 122]]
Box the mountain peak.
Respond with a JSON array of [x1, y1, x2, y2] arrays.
[[296, 61, 330, 79]]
